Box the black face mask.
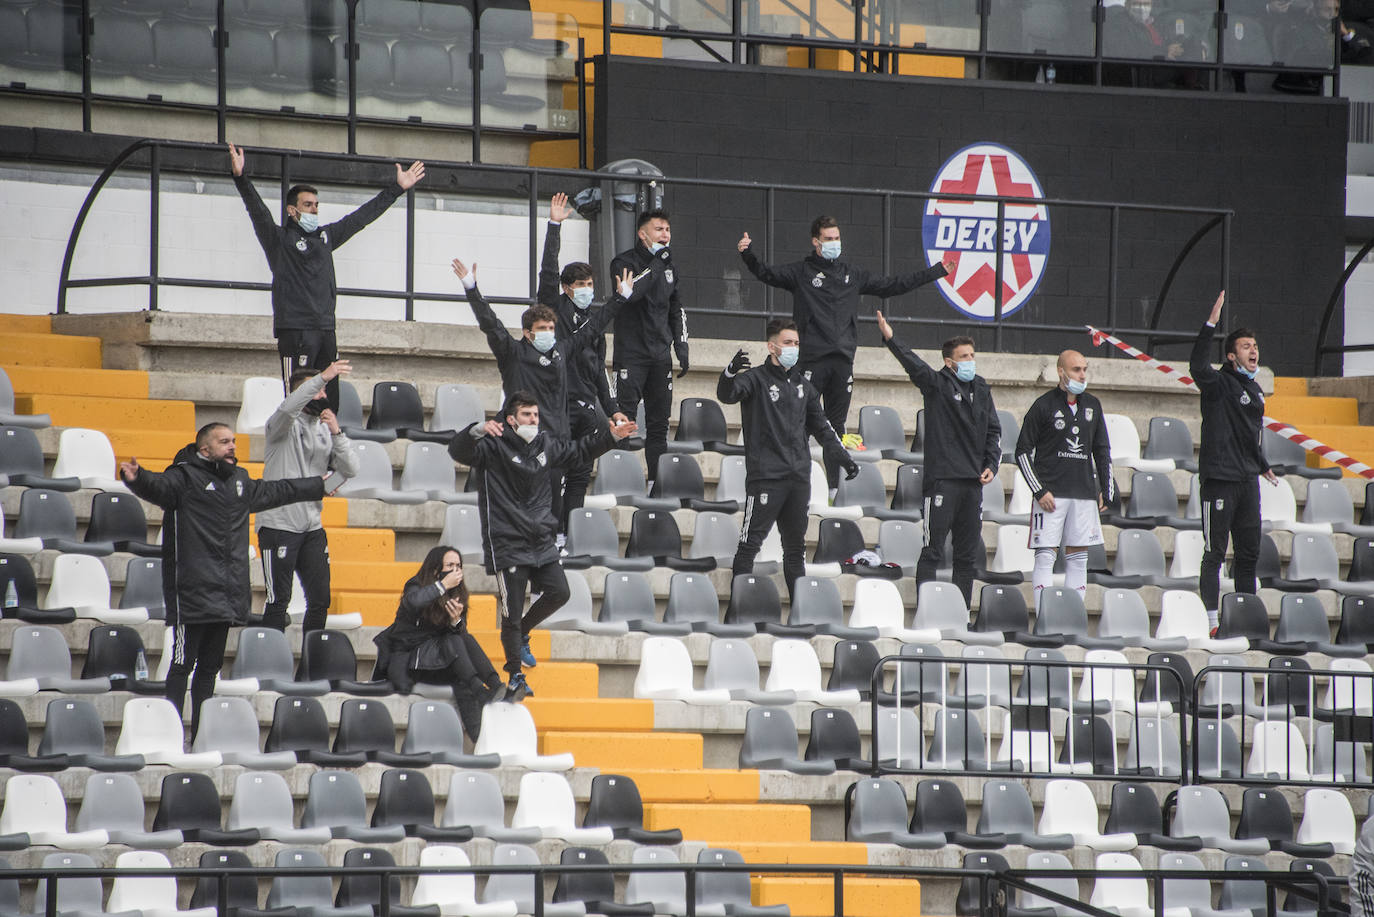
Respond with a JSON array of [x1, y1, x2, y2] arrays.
[[302, 399, 327, 416], [197, 453, 237, 479]]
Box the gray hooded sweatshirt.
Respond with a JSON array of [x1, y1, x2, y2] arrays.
[[256, 373, 359, 533]]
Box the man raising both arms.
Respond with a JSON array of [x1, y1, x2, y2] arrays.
[[738, 218, 953, 494]]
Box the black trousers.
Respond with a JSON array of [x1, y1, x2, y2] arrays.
[[165, 621, 230, 740], [412, 633, 501, 740], [561, 401, 605, 531], [258, 527, 331, 634], [802, 354, 854, 490], [615, 359, 673, 482], [732, 479, 810, 600], [276, 328, 339, 412], [917, 478, 984, 606], [1199, 477, 1261, 610], [495, 562, 571, 675]]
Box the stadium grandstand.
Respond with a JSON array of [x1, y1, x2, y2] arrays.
[[4, 0, 1374, 914]]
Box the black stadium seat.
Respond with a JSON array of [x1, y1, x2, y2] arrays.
[[86, 492, 160, 556], [333, 699, 432, 767], [0, 554, 75, 625], [584, 774, 683, 844], [0, 427, 79, 491]]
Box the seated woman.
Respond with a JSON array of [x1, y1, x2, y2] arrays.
[[374, 545, 507, 739]]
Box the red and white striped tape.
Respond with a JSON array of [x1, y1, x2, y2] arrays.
[[1085, 325, 1374, 480]]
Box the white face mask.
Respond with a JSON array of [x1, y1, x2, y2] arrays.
[[1066, 377, 1087, 395], [1128, 3, 1151, 20], [954, 359, 976, 382], [514, 424, 538, 443], [777, 345, 799, 369], [296, 211, 319, 233], [531, 330, 556, 353], [818, 239, 842, 260], [571, 287, 595, 309]]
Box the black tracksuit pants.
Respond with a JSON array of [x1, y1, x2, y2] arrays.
[[1199, 477, 1261, 610], [495, 562, 571, 675], [802, 354, 853, 490], [277, 329, 339, 412], [165, 621, 230, 740], [917, 478, 984, 606], [615, 359, 673, 482], [732, 479, 810, 600], [258, 527, 331, 634], [561, 401, 604, 531]]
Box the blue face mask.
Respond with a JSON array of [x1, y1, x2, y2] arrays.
[[296, 212, 318, 233], [955, 360, 976, 382], [1066, 377, 1087, 395], [571, 287, 595, 309], [819, 239, 842, 260], [1235, 364, 1257, 379], [777, 345, 799, 369], [531, 330, 556, 353], [649, 242, 667, 255]]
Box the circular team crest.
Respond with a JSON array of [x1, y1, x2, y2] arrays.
[[921, 143, 1051, 321]]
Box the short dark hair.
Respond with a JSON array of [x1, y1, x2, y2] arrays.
[[288, 369, 316, 392], [766, 318, 797, 340], [810, 215, 839, 238], [503, 391, 539, 418], [637, 209, 670, 231], [521, 304, 558, 331], [942, 335, 975, 359], [1224, 327, 1256, 356], [195, 422, 231, 450], [560, 262, 594, 286], [286, 184, 317, 207]]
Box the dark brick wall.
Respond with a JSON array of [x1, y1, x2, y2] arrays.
[[595, 58, 1348, 374]]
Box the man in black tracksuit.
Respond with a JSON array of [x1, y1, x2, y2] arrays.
[[610, 209, 689, 484], [1190, 291, 1277, 626], [540, 193, 631, 529], [718, 319, 860, 599], [120, 423, 331, 739], [449, 392, 637, 700], [877, 310, 1001, 605], [229, 142, 424, 410], [737, 217, 953, 491]]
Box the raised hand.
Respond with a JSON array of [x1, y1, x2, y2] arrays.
[[737, 232, 752, 253], [1208, 290, 1225, 325], [727, 348, 751, 374], [481, 419, 504, 437], [119, 458, 140, 482], [875, 309, 894, 342], [321, 359, 352, 381], [451, 258, 474, 283], [550, 192, 572, 224], [942, 254, 957, 275], [227, 142, 245, 176], [319, 409, 341, 435], [396, 160, 426, 190], [616, 267, 635, 299]]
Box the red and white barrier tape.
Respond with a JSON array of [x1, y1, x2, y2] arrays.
[[1085, 325, 1374, 480]]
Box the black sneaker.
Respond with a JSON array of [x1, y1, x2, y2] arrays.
[[506, 672, 533, 702], [483, 679, 508, 704]]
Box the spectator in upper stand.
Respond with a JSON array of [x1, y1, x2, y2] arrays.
[[229, 142, 424, 411], [257, 359, 359, 635], [373, 546, 506, 740], [1274, 0, 1372, 91], [119, 423, 333, 740], [535, 192, 632, 535], [1102, 0, 1206, 87]]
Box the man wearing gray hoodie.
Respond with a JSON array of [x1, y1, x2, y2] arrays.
[[257, 359, 359, 633]]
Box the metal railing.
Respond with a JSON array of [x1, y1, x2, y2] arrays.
[[1313, 233, 1374, 375], [58, 138, 1233, 355], [867, 652, 1189, 782]]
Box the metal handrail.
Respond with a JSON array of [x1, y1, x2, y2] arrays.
[[1313, 232, 1374, 375]]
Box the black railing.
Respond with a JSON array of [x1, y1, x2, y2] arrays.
[[867, 653, 1189, 782], [1313, 232, 1374, 375], [0, 0, 583, 163], [58, 138, 1232, 353]]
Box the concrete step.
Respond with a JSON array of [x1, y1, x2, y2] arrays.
[[729, 841, 871, 865], [15, 393, 196, 433], [1267, 395, 1360, 426], [755, 875, 921, 917], [1295, 423, 1374, 476], [0, 331, 102, 368], [321, 526, 395, 560], [1274, 376, 1309, 396], [104, 427, 206, 462], [541, 729, 702, 769], [610, 767, 760, 803], [5, 365, 149, 400], [328, 560, 416, 592], [524, 697, 656, 731], [644, 802, 811, 844], [0, 313, 54, 334]]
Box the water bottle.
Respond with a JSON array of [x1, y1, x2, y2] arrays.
[[3, 580, 16, 610], [1046, 63, 1057, 84], [135, 649, 149, 681]]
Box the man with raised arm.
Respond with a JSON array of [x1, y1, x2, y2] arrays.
[[229, 142, 424, 409], [1190, 291, 1278, 633], [719, 318, 860, 600], [876, 310, 1001, 606], [257, 359, 360, 635], [738, 218, 953, 494], [449, 392, 637, 701], [1014, 350, 1114, 611], [119, 424, 334, 739], [539, 192, 630, 530]]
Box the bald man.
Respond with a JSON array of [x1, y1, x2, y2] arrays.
[[1014, 350, 1115, 609]]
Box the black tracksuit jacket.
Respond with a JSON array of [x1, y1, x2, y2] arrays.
[[609, 243, 687, 367], [538, 221, 619, 416], [1014, 388, 1115, 502], [1190, 322, 1270, 482]]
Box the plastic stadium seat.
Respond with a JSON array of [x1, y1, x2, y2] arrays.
[[633, 637, 729, 704], [722, 573, 783, 631], [265, 848, 374, 917], [1015, 647, 1078, 712], [1235, 788, 1332, 857], [1094, 530, 1195, 590], [586, 450, 673, 513], [1337, 594, 1374, 649], [978, 779, 1073, 849], [806, 461, 862, 519], [235, 377, 284, 435], [335, 379, 394, 443], [777, 576, 877, 640], [1088, 853, 1166, 917], [1265, 427, 1342, 479], [696, 849, 789, 917], [1156, 591, 1249, 653], [337, 847, 437, 917], [1105, 782, 1200, 852], [511, 772, 614, 844], [220, 626, 330, 696], [1218, 856, 1311, 917], [827, 640, 884, 702], [908, 780, 996, 849], [626, 509, 713, 571], [1059, 713, 1119, 775], [109, 849, 218, 917], [993, 706, 1067, 775], [877, 519, 923, 577], [263, 695, 365, 767], [333, 699, 431, 766], [34, 853, 131, 917], [85, 492, 160, 555], [443, 771, 540, 843], [651, 453, 738, 513], [1213, 591, 1271, 651], [562, 507, 652, 573], [366, 768, 472, 842], [302, 770, 407, 843], [45, 555, 148, 624], [948, 645, 1013, 710], [847, 778, 942, 847], [702, 639, 795, 705], [585, 774, 683, 844], [399, 441, 469, 503], [0, 774, 103, 848], [1319, 657, 1374, 716], [1079, 648, 1171, 715], [658, 571, 737, 636], [1169, 529, 1206, 580], [1296, 788, 1356, 855], [1287, 531, 1374, 594], [1143, 416, 1197, 471], [763, 639, 861, 704], [35, 698, 142, 771], [874, 706, 928, 769], [15, 488, 113, 555], [924, 707, 988, 772], [672, 397, 743, 455], [623, 847, 695, 916], [430, 383, 484, 435], [0, 368, 51, 428], [188, 850, 258, 914], [1260, 475, 1332, 534], [81, 624, 163, 693], [985, 524, 1033, 577], [189, 696, 294, 770], [76, 772, 183, 848], [1301, 479, 1374, 534], [857, 405, 921, 463], [116, 697, 222, 768], [439, 504, 485, 562], [336, 440, 428, 504], [1105, 413, 1174, 472], [1171, 786, 1269, 854], [1311, 722, 1372, 782], [1098, 589, 1185, 651], [475, 702, 574, 770], [1159, 852, 1253, 917], [1194, 719, 1243, 780], [300, 631, 391, 695], [804, 708, 865, 771], [0, 516, 44, 557], [553, 847, 652, 917], [982, 475, 1022, 525], [1125, 471, 1197, 530], [224, 772, 332, 845], [0, 699, 53, 772], [402, 701, 501, 768], [740, 706, 835, 775], [6, 625, 109, 693], [483, 844, 582, 917], [834, 463, 888, 517], [842, 578, 934, 643], [955, 853, 1024, 916], [1029, 586, 1121, 649], [913, 580, 999, 644], [1038, 779, 1135, 851], [89, 10, 154, 77]]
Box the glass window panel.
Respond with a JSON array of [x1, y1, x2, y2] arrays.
[[226, 0, 348, 116], [357, 0, 473, 125], [987, 0, 1097, 56], [614, 0, 733, 34], [887, 0, 980, 51], [742, 0, 857, 44], [4, 0, 84, 93], [478, 7, 581, 131]]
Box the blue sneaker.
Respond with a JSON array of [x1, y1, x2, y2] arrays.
[[520, 638, 537, 668], [506, 672, 532, 702]]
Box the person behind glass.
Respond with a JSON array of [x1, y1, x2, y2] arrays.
[[373, 546, 506, 740], [737, 218, 952, 494], [876, 310, 1000, 606], [719, 318, 859, 600], [1190, 291, 1277, 634]]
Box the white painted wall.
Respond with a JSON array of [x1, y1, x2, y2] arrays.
[[0, 164, 590, 330]]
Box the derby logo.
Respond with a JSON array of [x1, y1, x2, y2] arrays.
[[922, 142, 1051, 321]]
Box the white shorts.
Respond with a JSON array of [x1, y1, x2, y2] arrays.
[[1029, 497, 1104, 549]]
